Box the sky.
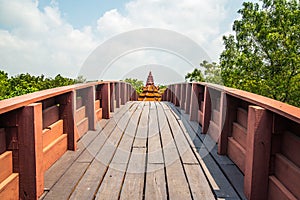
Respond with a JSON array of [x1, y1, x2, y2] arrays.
[[0, 0, 256, 84]]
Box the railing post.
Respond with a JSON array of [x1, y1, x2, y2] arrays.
[[57, 92, 76, 150], [18, 103, 44, 199], [190, 83, 200, 121], [218, 94, 237, 155], [174, 84, 180, 106], [101, 83, 110, 119], [110, 83, 115, 112], [244, 105, 272, 200], [180, 83, 186, 109], [217, 92, 226, 153], [166, 87, 171, 101], [202, 86, 211, 134], [121, 82, 125, 105], [87, 86, 96, 130], [170, 85, 174, 104], [185, 83, 192, 114], [115, 82, 120, 108]]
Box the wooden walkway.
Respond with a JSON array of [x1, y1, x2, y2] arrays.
[[40, 101, 244, 200]]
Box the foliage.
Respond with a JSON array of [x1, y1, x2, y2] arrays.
[[158, 84, 167, 94], [201, 61, 223, 84], [124, 78, 144, 94], [0, 70, 83, 100], [185, 68, 205, 82], [220, 0, 300, 107], [185, 61, 223, 84]]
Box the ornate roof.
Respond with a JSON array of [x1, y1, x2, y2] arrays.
[[146, 71, 154, 86], [138, 71, 161, 101]]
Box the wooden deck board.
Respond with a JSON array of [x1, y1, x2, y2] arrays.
[[42, 101, 242, 200]]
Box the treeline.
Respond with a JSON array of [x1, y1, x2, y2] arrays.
[[0, 70, 85, 100], [185, 0, 300, 108]]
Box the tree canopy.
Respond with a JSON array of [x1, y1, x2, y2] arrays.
[[220, 0, 300, 107], [185, 61, 222, 84], [0, 70, 85, 100], [124, 78, 144, 94], [185, 68, 205, 82]]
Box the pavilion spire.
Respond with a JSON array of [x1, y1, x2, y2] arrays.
[[146, 71, 154, 86]]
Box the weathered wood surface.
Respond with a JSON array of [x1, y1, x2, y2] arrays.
[[41, 101, 241, 200]]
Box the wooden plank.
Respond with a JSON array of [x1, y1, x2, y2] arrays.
[[0, 128, 6, 154], [42, 105, 59, 129], [268, 176, 297, 200], [96, 108, 102, 121], [232, 122, 247, 149], [75, 106, 86, 124], [274, 153, 300, 198], [44, 143, 85, 189], [42, 97, 56, 110], [0, 173, 19, 200], [281, 131, 300, 168], [184, 164, 215, 200], [133, 102, 149, 148], [94, 164, 126, 200], [77, 118, 89, 139], [157, 103, 191, 199], [42, 120, 63, 148], [207, 120, 220, 143], [0, 151, 12, 183], [43, 134, 67, 171], [165, 109, 198, 164], [212, 109, 220, 125], [43, 162, 90, 200], [172, 105, 241, 199], [72, 103, 140, 199], [95, 99, 100, 110], [237, 107, 248, 129], [119, 148, 146, 200], [94, 104, 143, 200], [227, 137, 245, 173], [44, 118, 110, 189], [76, 96, 83, 109], [145, 164, 167, 200]]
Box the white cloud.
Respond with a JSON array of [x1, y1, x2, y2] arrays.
[[0, 0, 98, 77], [0, 0, 238, 80], [96, 0, 230, 61]]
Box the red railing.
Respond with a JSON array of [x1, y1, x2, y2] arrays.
[[162, 82, 300, 200], [0, 81, 137, 200]]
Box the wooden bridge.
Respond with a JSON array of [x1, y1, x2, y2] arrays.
[[0, 81, 299, 200]]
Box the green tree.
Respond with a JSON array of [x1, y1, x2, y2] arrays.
[[220, 0, 300, 106], [185, 68, 205, 82], [0, 71, 10, 100], [124, 78, 144, 94], [201, 61, 223, 84], [185, 61, 222, 84], [0, 70, 81, 100]]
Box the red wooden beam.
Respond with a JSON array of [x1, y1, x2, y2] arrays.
[[18, 103, 44, 199], [244, 105, 272, 199]]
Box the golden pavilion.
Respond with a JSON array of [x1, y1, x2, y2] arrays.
[[138, 71, 162, 101]]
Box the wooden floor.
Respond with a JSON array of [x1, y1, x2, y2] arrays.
[[41, 101, 245, 200]]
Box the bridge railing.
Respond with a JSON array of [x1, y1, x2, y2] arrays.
[[0, 81, 137, 200], [162, 82, 300, 200]]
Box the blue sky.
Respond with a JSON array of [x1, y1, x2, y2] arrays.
[[38, 0, 130, 29], [0, 0, 256, 84]]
